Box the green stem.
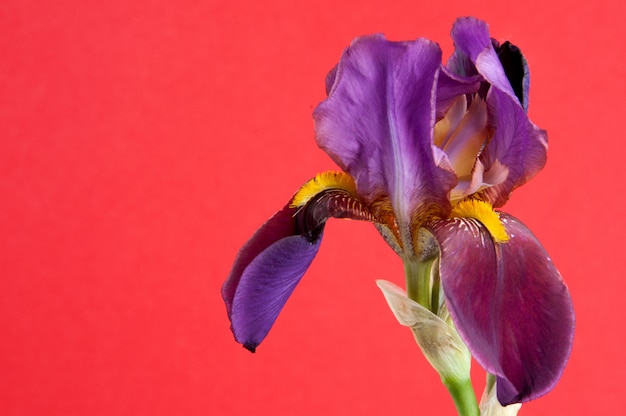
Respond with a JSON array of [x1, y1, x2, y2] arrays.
[[443, 377, 480, 416], [403, 257, 433, 309]]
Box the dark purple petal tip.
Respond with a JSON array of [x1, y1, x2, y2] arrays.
[[426, 214, 575, 404]]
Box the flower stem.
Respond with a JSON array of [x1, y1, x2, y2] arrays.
[[404, 256, 479, 416], [443, 377, 480, 416], [404, 257, 433, 309]]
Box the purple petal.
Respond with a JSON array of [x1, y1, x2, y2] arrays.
[[222, 205, 298, 315], [314, 35, 457, 240], [425, 213, 575, 404]]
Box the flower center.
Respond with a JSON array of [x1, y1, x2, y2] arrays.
[[433, 95, 509, 202]]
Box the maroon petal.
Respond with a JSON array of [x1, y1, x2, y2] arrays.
[[425, 213, 575, 404]]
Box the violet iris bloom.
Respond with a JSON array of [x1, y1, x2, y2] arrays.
[[222, 17, 574, 406]]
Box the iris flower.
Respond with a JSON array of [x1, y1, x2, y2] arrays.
[[222, 17, 574, 411]]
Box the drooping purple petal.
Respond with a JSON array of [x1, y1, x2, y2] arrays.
[[229, 232, 322, 352], [222, 205, 318, 352], [314, 35, 457, 247], [222, 185, 374, 351], [425, 213, 575, 405], [222, 205, 299, 315], [449, 17, 548, 207]]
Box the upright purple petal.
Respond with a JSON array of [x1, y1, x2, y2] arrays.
[[449, 17, 548, 207], [314, 36, 457, 247], [425, 213, 575, 405]]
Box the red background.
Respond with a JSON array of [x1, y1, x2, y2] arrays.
[[1, 1, 622, 414]]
